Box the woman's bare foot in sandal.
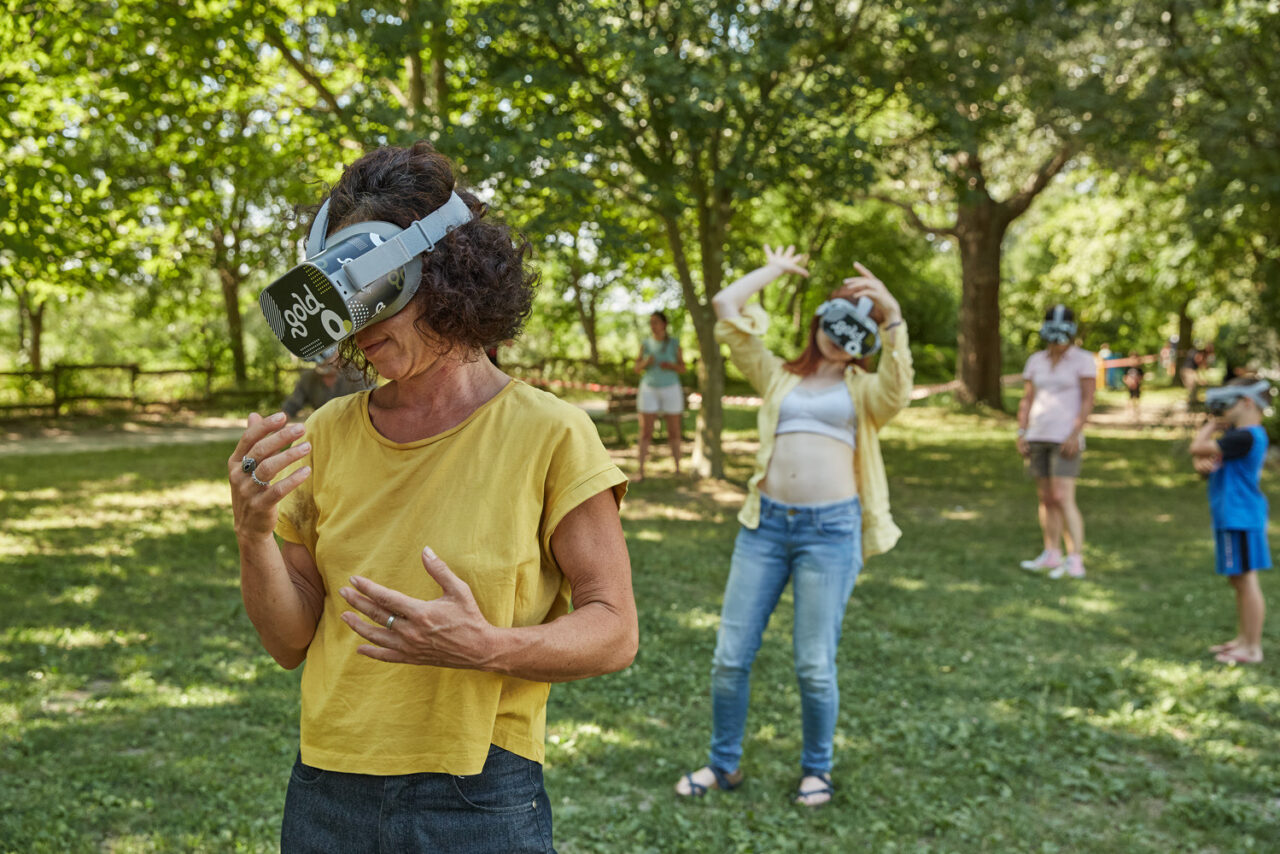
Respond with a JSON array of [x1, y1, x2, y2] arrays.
[[1209, 637, 1243, 654], [674, 766, 743, 797], [1215, 645, 1263, 664], [794, 773, 834, 808]]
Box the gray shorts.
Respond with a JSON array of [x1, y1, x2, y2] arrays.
[[1027, 441, 1082, 479]]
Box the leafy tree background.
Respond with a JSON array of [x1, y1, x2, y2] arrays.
[[2, 0, 1277, 454]]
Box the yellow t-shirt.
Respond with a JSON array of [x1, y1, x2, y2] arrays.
[[275, 380, 627, 776]]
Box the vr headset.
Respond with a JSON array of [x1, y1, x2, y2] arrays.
[[1205, 380, 1274, 416], [259, 192, 474, 360], [1039, 304, 1077, 344], [815, 297, 880, 359]]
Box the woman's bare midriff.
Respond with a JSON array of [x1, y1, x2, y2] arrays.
[[759, 432, 857, 505]]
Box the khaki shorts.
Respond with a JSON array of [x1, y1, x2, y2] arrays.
[[1026, 441, 1082, 479]]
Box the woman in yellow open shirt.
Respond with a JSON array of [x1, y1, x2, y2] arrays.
[[675, 244, 913, 808]]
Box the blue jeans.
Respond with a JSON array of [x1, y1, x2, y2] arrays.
[[709, 494, 863, 777], [281, 745, 555, 853]]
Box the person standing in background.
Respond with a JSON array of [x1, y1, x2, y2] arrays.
[[635, 311, 685, 481], [1017, 305, 1096, 580], [674, 244, 913, 808], [1122, 352, 1144, 423], [1182, 346, 1205, 409], [281, 350, 375, 421], [1189, 379, 1273, 665]]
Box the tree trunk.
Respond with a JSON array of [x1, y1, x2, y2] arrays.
[[567, 258, 600, 365], [1175, 296, 1193, 387], [29, 300, 44, 374], [573, 289, 600, 366], [16, 291, 45, 372], [954, 203, 1008, 409], [662, 214, 725, 479], [692, 327, 724, 479], [219, 268, 247, 383]]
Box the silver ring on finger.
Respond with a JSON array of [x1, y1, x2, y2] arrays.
[[241, 456, 257, 474], [386, 614, 397, 630], [250, 470, 271, 488]]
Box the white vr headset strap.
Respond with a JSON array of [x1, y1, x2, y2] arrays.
[[340, 192, 473, 289], [306, 199, 332, 259]]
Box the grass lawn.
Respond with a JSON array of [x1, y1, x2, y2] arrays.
[[2, 401, 1277, 852]]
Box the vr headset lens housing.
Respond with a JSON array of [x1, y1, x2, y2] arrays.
[[1039, 320, 1077, 344], [259, 192, 472, 360], [815, 297, 880, 359], [1205, 381, 1274, 415], [1040, 304, 1076, 345]]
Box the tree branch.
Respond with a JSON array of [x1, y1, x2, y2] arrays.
[[260, 22, 345, 118], [1002, 143, 1074, 221], [865, 194, 958, 236]]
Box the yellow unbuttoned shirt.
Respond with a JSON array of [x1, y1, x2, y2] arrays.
[[714, 304, 914, 558], [275, 380, 627, 776]]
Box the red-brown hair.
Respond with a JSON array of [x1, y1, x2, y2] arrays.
[[783, 286, 885, 376]]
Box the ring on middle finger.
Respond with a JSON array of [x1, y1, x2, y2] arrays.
[[250, 470, 271, 488], [241, 456, 257, 474]]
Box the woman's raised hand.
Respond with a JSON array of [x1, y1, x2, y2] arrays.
[[764, 244, 810, 278], [841, 262, 902, 325], [227, 412, 312, 542]]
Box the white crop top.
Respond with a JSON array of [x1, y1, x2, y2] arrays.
[[775, 382, 856, 449]]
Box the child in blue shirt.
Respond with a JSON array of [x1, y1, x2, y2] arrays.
[[1189, 379, 1274, 664]]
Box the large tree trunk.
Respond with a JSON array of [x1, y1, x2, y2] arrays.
[[1175, 295, 1193, 387], [663, 215, 725, 479], [689, 303, 725, 480], [29, 302, 43, 374], [219, 269, 247, 383], [954, 203, 1008, 409], [17, 291, 45, 372], [567, 259, 600, 365]]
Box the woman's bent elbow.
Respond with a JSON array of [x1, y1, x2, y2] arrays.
[[608, 623, 639, 673], [264, 637, 310, 670]]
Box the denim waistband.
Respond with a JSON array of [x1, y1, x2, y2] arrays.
[[759, 492, 861, 522]]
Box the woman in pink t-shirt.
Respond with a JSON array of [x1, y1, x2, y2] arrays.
[[1015, 305, 1097, 578]]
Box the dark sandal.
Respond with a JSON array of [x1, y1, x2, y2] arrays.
[[678, 765, 742, 797], [794, 773, 834, 807]]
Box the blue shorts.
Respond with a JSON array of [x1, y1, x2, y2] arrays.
[[1214, 529, 1272, 576]]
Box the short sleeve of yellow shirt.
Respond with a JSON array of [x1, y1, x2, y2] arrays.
[[275, 380, 627, 776]]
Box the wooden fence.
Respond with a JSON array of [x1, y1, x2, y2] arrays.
[[0, 357, 641, 418], [0, 363, 301, 417]]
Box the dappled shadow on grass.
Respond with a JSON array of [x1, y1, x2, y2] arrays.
[[5, 415, 1280, 851], [546, 412, 1280, 851], [1, 442, 300, 851], [3, 696, 298, 851]]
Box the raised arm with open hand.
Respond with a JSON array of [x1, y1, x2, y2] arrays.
[[712, 243, 809, 320], [839, 263, 902, 327]]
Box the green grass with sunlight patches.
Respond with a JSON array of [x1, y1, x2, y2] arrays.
[[2, 403, 1277, 852]]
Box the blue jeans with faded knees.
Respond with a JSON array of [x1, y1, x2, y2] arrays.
[[709, 494, 863, 778], [280, 744, 555, 854]]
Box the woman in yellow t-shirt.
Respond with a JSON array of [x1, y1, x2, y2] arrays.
[[227, 142, 636, 854], [674, 244, 913, 808]]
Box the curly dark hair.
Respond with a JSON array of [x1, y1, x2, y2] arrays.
[[318, 142, 536, 376]]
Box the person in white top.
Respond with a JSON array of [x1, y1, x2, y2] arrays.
[[1016, 305, 1097, 579]]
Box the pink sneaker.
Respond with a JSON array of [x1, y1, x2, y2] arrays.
[[1020, 550, 1062, 572], [1050, 555, 1086, 579]]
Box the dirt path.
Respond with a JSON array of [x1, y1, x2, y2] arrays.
[[0, 391, 1194, 458], [0, 416, 246, 457]]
